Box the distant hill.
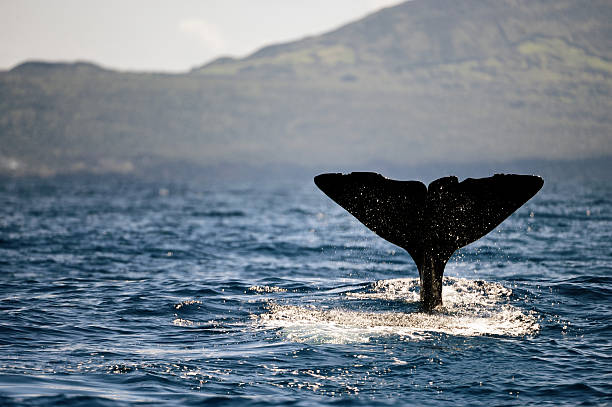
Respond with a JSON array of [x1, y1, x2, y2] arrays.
[[1, 0, 611, 179]]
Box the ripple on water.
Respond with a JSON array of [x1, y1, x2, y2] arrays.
[[253, 278, 540, 343]]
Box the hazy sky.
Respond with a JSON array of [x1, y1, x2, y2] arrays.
[[1, 0, 402, 72]]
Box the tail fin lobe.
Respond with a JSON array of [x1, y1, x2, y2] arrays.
[[315, 172, 543, 266]]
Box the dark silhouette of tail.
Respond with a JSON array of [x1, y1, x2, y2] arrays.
[[314, 172, 544, 311]]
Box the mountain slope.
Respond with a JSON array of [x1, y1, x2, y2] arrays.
[[196, 0, 611, 76], [1, 0, 611, 178]]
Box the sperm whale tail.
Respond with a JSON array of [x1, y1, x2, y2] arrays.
[[314, 172, 543, 311]]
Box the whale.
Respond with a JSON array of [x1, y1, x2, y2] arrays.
[[314, 172, 543, 311]]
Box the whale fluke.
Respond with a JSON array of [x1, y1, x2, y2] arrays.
[[314, 172, 543, 311]]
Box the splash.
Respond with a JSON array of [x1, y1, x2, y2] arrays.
[[253, 278, 539, 343], [249, 285, 288, 293], [174, 299, 202, 310]]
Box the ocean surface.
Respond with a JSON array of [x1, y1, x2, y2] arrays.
[[0, 174, 610, 406]]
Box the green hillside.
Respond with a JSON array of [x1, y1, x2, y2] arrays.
[[1, 0, 611, 178]]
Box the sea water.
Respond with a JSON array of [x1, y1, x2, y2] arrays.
[[0, 175, 610, 406]]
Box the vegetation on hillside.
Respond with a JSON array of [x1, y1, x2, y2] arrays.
[[0, 0, 610, 178]]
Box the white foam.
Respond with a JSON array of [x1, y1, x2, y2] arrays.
[[253, 278, 539, 343]]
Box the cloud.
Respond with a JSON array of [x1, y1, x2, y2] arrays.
[[178, 18, 226, 53]]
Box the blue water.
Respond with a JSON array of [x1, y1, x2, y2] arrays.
[[0, 175, 610, 406]]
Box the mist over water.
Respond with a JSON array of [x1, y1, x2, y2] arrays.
[[0, 175, 610, 406]]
